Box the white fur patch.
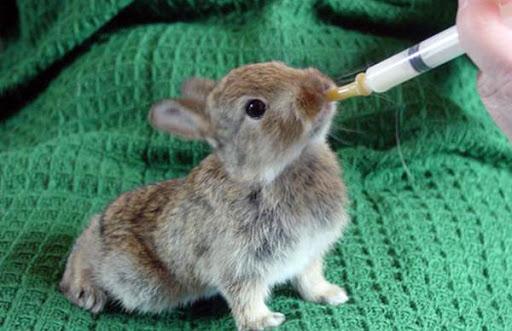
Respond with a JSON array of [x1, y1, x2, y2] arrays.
[[260, 145, 303, 183], [265, 214, 346, 286]]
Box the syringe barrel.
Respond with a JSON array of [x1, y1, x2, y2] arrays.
[[364, 26, 465, 93]]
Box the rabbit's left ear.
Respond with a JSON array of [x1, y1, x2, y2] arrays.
[[149, 98, 212, 140]]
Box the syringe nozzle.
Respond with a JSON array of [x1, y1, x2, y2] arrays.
[[325, 73, 372, 102]]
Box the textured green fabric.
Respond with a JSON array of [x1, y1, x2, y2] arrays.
[[1, 0, 512, 330]]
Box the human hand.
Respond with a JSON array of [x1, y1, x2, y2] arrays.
[[457, 0, 512, 139]]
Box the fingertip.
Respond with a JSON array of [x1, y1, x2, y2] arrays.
[[456, 0, 507, 47]]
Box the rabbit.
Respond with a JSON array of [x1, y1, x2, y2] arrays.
[[59, 61, 350, 331]]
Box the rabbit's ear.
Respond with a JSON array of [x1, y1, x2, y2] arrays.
[[149, 98, 212, 140], [181, 78, 216, 103]]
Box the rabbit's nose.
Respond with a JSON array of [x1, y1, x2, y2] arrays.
[[298, 84, 329, 120], [297, 69, 337, 119]]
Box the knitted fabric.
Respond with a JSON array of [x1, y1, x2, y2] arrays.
[[1, 0, 512, 330]]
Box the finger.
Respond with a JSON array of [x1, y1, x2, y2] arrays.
[[457, 0, 512, 73], [478, 72, 512, 139]]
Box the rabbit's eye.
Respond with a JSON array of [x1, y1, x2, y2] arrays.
[[245, 99, 266, 119]]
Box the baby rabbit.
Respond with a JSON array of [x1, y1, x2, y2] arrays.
[[60, 62, 350, 330]]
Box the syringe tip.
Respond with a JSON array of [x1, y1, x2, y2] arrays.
[[325, 73, 372, 102]]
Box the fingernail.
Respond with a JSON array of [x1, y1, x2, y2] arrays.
[[458, 0, 469, 9]]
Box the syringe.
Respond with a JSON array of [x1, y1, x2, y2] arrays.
[[325, 25, 464, 101]]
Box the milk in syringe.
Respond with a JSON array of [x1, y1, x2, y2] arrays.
[[325, 26, 465, 101]]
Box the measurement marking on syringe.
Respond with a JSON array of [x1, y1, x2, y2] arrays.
[[407, 44, 431, 73]]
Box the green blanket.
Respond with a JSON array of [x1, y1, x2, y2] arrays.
[[1, 0, 511, 330]]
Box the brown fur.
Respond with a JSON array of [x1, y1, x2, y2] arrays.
[[261, 110, 303, 149], [60, 62, 349, 330]]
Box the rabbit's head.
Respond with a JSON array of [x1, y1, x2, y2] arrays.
[[150, 62, 337, 183]]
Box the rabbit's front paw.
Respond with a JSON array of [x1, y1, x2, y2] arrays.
[[306, 283, 349, 306], [238, 311, 285, 331], [319, 284, 349, 305]]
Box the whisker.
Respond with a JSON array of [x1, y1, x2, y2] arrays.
[[334, 64, 372, 85], [334, 125, 368, 135], [328, 132, 353, 146], [370, 92, 400, 106], [395, 105, 414, 181], [333, 83, 416, 181]]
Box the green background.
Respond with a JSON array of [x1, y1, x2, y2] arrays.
[[1, 0, 511, 330]]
